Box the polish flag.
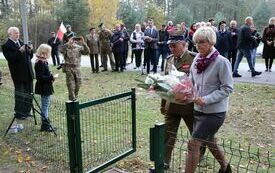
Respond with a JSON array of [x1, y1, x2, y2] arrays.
[[56, 22, 67, 41]]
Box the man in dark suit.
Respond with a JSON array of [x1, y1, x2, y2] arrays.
[[2, 27, 34, 120], [48, 32, 61, 66], [144, 19, 159, 74]]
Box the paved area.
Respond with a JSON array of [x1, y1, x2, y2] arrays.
[[0, 52, 274, 85]]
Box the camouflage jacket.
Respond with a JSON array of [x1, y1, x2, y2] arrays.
[[86, 34, 100, 54], [98, 29, 113, 51], [61, 42, 90, 70]]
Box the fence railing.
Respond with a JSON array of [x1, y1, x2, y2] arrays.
[[66, 88, 136, 173], [0, 86, 70, 172], [150, 123, 275, 173], [0, 86, 136, 173]]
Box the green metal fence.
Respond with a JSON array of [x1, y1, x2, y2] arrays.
[[0, 86, 70, 172], [0, 86, 136, 173], [66, 88, 136, 173], [150, 123, 275, 173]]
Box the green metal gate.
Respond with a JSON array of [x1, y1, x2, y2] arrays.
[[66, 88, 136, 173]]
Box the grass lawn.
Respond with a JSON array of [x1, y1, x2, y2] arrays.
[[0, 59, 274, 173]]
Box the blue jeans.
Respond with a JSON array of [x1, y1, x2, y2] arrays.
[[250, 48, 257, 68], [41, 95, 51, 120], [233, 48, 255, 73]]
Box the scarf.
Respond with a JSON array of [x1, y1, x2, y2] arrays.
[[36, 56, 48, 63], [195, 50, 219, 74]]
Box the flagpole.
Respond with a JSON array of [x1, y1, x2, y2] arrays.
[[53, 34, 58, 44], [19, 0, 28, 44]]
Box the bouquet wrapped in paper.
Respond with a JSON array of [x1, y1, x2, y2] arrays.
[[137, 65, 196, 105]]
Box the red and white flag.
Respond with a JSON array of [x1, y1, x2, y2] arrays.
[[56, 22, 67, 41]]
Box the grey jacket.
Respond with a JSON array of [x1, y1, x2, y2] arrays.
[[190, 48, 233, 114]]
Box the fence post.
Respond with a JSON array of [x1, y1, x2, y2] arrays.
[[131, 88, 136, 151], [66, 101, 83, 173], [150, 123, 165, 173]]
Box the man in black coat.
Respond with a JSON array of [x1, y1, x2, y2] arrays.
[[1, 27, 34, 120], [228, 20, 239, 71], [215, 21, 232, 59], [47, 32, 61, 66], [233, 17, 262, 77], [111, 24, 125, 72]]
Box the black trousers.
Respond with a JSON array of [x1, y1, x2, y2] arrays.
[[144, 47, 157, 74], [51, 50, 60, 66], [228, 49, 237, 71], [113, 52, 124, 71], [133, 49, 143, 68], [265, 58, 274, 69], [14, 80, 33, 117], [90, 54, 99, 72]]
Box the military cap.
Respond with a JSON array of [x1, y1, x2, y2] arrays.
[[66, 24, 71, 29], [167, 24, 185, 44]]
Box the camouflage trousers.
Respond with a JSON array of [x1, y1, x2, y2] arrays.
[[101, 50, 115, 70], [65, 68, 81, 101]]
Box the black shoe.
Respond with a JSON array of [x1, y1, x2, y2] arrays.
[[163, 163, 170, 170], [40, 121, 55, 132], [233, 73, 242, 77], [40, 125, 55, 132], [251, 71, 262, 77], [218, 163, 232, 173], [101, 69, 107, 72]]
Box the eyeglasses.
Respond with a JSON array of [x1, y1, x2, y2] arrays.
[[195, 40, 208, 45]]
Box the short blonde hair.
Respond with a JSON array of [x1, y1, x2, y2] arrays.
[[269, 17, 275, 25], [193, 26, 216, 45], [7, 27, 19, 36], [36, 44, 52, 59]]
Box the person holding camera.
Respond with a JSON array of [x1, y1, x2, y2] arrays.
[[34, 44, 56, 132], [2, 26, 34, 120], [60, 36, 90, 101]]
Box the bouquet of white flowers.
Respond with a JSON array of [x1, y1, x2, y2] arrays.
[[136, 65, 196, 105]]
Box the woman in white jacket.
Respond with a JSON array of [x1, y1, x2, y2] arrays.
[[130, 24, 144, 70]]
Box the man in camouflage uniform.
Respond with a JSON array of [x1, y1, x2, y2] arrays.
[[98, 23, 115, 71], [61, 36, 90, 101], [160, 32, 196, 169]]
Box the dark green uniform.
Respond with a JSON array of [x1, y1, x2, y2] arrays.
[[61, 42, 90, 100], [161, 50, 195, 164], [98, 29, 115, 71]]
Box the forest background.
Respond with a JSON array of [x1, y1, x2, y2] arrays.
[[0, 0, 274, 49]]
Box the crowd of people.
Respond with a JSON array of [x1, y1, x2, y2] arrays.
[[44, 17, 275, 78], [0, 15, 274, 172]]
